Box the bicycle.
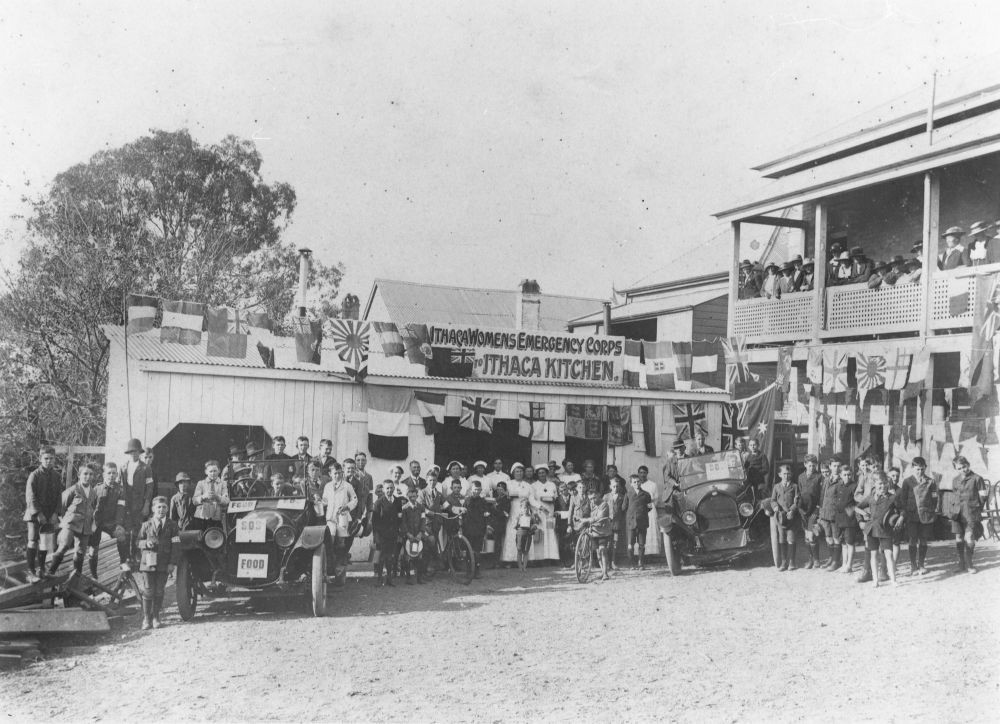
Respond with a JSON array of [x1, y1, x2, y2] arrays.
[[574, 522, 593, 583], [426, 510, 476, 584]]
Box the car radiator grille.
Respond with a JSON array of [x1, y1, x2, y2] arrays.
[[697, 495, 740, 531]]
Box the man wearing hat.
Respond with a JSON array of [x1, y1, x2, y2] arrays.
[[963, 220, 1000, 266], [221, 444, 250, 486], [738, 260, 760, 299], [827, 241, 843, 270], [116, 438, 155, 572], [866, 261, 889, 290], [938, 226, 966, 270]]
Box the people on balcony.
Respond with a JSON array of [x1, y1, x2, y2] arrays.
[[963, 220, 1000, 266], [777, 261, 797, 295], [760, 262, 780, 299], [830, 251, 853, 285], [799, 258, 815, 291], [938, 226, 966, 270], [737, 260, 760, 299], [850, 246, 873, 282]]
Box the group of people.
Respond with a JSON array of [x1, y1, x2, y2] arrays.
[[764, 452, 988, 588], [737, 219, 1000, 301]]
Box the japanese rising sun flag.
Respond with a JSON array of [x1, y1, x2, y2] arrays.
[[329, 319, 370, 380]]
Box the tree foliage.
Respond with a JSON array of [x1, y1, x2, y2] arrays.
[[0, 129, 344, 454]]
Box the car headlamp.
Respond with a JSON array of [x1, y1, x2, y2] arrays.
[[681, 510, 697, 526], [274, 525, 296, 549], [738, 502, 754, 517], [203, 527, 225, 550]]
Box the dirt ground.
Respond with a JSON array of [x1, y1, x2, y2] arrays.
[[2, 540, 999, 723]]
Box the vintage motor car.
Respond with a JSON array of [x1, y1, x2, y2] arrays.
[[175, 459, 329, 619], [658, 450, 770, 574]]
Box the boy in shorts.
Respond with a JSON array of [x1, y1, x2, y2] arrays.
[[949, 456, 988, 573], [797, 454, 823, 569], [818, 457, 842, 570], [858, 474, 901, 587], [834, 467, 860, 574], [585, 488, 612, 581], [897, 457, 937, 575]]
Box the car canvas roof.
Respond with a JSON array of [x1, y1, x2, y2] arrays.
[[676, 451, 746, 487]]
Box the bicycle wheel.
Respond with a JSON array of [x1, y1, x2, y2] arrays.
[[449, 535, 476, 584], [423, 540, 440, 581], [575, 533, 592, 583]]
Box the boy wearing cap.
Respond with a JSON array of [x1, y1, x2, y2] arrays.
[[45, 464, 99, 579], [117, 438, 156, 572], [400, 487, 431, 584], [84, 462, 122, 579], [463, 481, 492, 577], [897, 457, 937, 575], [796, 454, 823, 569], [136, 495, 180, 629], [23, 446, 62, 582], [938, 227, 966, 270], [947, 456, 988, 573], [168, 473, 195, 532]]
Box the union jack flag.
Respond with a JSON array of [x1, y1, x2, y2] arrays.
[[451, 348, 475, 366], [722, 335, 756, 387], [672, 403, 706, 440], [460, 396, 496, 433], [721, 403, 744, 450], [328, 319, 370, 381]]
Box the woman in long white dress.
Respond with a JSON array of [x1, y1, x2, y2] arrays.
[[640, 470, 663, 556], [501, 464, 532, 563], [530, 465, 560, 561]]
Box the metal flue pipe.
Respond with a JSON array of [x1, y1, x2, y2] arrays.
[[297, 248, 312, 317]]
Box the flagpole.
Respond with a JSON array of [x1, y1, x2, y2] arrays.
[[122, 290, 133, 439], [731, 381, 778, 404]]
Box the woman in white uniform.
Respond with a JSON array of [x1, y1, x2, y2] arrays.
[[501, 463, 533, 563], [530, 465, 560, 561]]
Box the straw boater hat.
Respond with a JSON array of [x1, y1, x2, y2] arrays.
[[837, 251, 851, 262], [910, 241, 923, 253], [125, 438, 143, 454], [941, 226, 965, 238], [764, 262, 779, 273], [403, 539, 424, 559], [802, 257, 814, 269], [780, 260, 795, 273], [968, 220, 990, 236]]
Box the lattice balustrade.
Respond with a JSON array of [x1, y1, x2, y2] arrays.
[[931, 275, 975, 328], [733, 292, 815, 344], [825, 283, 922, 336]]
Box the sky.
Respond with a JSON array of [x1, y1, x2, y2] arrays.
[[1, 0, 998, 303]]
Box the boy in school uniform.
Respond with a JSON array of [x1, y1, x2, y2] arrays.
[[24, 445, 63, 582], [818, 457, 842, 570], [948, 456, 989, 573], [897, 457, 938, 575], [583, 488, 612, 581], [86, 462, 122, 579], [168, 472, 195, 532], [605, 478, 628, 570], [463, 481, 492, 578], [136, 496, 181, 629], [796, 454, 823, 569], [857, 475, 902, 588], [554, 481, 575, 568], [193, 460, 229, 531], [400, 487, 432, 584], [769, 464, 799, 571], [626, 474, 653, 570], [46, 464, 99, 578], [833, 467, 860, 574], [441, 478, 466, 543], [371, 483, 400, 587]]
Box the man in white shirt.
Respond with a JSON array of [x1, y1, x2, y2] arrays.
[[483, 458, 510, 497]]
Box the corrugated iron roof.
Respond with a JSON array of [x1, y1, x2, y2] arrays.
[[368, 278, 605, 331], [102, 325, 352, 377], [569, 288, 727, 327]]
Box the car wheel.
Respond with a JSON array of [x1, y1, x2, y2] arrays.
[[769, 517, 781, 569], [176, 558, 197, 621], [664, 532, 682, 576], [311, 545, 328, 617]]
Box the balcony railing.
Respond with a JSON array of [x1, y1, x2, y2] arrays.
[[733, 270, 980, 344]]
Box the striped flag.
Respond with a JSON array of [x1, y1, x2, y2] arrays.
[[970, 272, 1000, 402], [643, 340, 675, 390], [373, 322, 405, 357], [414, 390, 445, 434], [367, 386, 413, 459], [206, 306, 248, 358], [640, 406, 657, 456], [460, 397, 496, 433], [126, 294, 157, 334], [672, 341, 693, 389], [623, 340, 643, 388], [691, 339, 725, 389], [160, 300, 205, 344]]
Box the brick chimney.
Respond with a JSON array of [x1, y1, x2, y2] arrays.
[[516, 279, 541, 330]]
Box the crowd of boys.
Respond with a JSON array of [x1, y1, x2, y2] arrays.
[[21, 432, 992, 629]]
